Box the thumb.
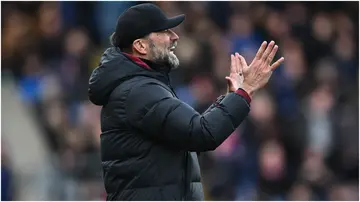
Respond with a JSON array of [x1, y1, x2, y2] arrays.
[[225, 76, 235, 92], [225, 76, 235, 84]]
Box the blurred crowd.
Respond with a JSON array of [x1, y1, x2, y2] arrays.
[[1, 1, 359, 201]]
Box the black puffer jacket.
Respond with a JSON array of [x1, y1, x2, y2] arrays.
[[88, 47, 251, 201]]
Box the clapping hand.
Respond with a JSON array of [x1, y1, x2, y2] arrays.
[[226, 41, 284, 96]]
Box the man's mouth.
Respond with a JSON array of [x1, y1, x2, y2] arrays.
[[169, 44, 176, 52]]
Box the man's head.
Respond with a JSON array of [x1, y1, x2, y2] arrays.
[[111, 3, 185, 69]]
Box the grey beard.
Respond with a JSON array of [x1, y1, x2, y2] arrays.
[[149, 42, 180, 70]]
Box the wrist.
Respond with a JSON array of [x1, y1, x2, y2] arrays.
[[240, 84, 255, 98]]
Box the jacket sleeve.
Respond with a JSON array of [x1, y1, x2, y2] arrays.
[[125, 80, 251, 152], [202, 95, 226, 115]]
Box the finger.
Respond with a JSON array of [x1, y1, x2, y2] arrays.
[[230, 54, 236, 73], [270, 57, 285, 71], [255, 41, 267, 60], [237, 54, 247, 76], [235, 52, 242, 73], [267, 45, 278, 65], [262, 41, 275, 61]]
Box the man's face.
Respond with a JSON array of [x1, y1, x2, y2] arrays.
[[147, 29, 180, 69]]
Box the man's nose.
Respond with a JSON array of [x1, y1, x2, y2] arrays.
[[169, 29, 179, 41]]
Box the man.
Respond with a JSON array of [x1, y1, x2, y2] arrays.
[[88, 3, 284, 201]]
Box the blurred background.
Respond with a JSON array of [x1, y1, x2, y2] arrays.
[[1, 1, 359, 201]]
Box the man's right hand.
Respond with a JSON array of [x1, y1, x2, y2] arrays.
[[231, 41, 284, 96]]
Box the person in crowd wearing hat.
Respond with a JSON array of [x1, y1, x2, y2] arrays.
[[88, 3, 284, 201]]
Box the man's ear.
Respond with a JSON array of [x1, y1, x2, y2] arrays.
[[132, 39, 148, 55]]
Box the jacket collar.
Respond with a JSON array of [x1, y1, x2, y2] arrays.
[[122, 52, 172, 85], [122, 52, 171, 74], [122, 52, 151, 70]]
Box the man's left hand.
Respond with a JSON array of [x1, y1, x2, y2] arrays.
[[226, 52, 244, 93]]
